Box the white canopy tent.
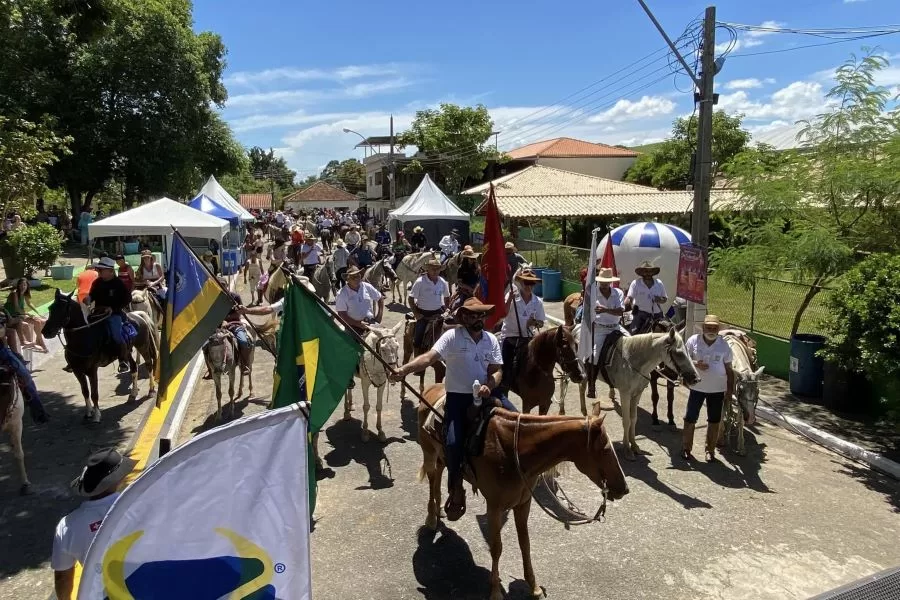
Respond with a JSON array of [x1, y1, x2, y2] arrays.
[[88, 198, 230, 267], [198, 175, 255, 222], [388, 174, 470, 243]]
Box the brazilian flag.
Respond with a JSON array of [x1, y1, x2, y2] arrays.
[[271, 279, 361, 512], [157, 234, 233, 406]]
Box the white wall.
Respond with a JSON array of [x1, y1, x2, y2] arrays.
[[364, 154, 390, 199], [285, 200, 360, 213], [538, 156, 636, 181]]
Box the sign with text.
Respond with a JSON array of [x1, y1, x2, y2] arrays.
[[677, 243, 707, 304]]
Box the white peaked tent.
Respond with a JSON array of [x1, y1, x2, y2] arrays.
[[388, 174, 470, 242], [198, 175, 255, 222]]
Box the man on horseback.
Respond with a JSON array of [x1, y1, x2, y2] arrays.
[[374, 223, 391, 246], [350, 237, 375, 270], [585, 268, 627, 399], [625, 260, 668, 334], [391, 231, 411, 271], [221, 291, 253, 375], [0, 313, 48, 422], [504, 242, 528, 285], [438, 228, 460, 264], [335, 266, 384, 335], [391, 297, 515, 520], [85, 257, 132, 375], [299, 235, 323, 279], [410, 225, 427, 252], [498, 269, 545, 395], [408, 259, 450, 350]]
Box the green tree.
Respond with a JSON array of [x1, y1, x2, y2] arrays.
[[713, 51, 900, 336], [398, 103, 500, 194], [319, 158, 365, 195], [625, 111, 750, 190], [248, 146, 297, 186], [0, 116, 71, 218]]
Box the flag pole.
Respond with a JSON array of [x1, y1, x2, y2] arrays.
[[170, 226, 278, 358], [279, 264, 444, 421]]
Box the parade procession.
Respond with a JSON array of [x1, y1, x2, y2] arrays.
[[2, 1, 900, 599]]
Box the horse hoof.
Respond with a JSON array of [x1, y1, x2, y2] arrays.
[[425, 515, 439, 530], [343, 411, 352, 421], [20, 483, 33, 496], [128, 394, 137, 404], [651, 421, 662, 432], [92, 409, 102, 424], [623, 449, 636, 461], [632, 445, 650, 456], [377, 430, 387, 443], [361, 429, 370, 442], [668, 420, 678, 432]]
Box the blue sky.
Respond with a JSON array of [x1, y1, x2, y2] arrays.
[[193, 0, 900, 178]]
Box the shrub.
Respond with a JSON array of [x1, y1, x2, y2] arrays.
[[547, 246, 583, 282], [7, 223, 63, 277]]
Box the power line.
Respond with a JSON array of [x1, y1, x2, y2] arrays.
[[727, 32, 900, 58]]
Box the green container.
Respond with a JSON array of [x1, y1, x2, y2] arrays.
[[49, 264, 74, 280]]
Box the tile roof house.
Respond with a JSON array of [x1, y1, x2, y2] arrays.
[[281, 181, 360, 212], [500, 137, 639, 181], [239, 193, 273, 210]]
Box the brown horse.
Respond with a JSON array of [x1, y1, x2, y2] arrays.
[[400, 314, 446, 400], [562, 291, 582, 327], [417, 383, 629, 600], [510, 326, 584, 414]]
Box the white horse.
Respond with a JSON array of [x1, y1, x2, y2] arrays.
[[202, 329, 238, 421], [0, 366, 29, 495], [558, 323, 616, 418], [719, 332, 764, 455], [343, 322, 403, 442], [392, 251, 438, 302], [362, 257, 393, 293], [130, 289, 162, 329], [310, 254, 336, 303]]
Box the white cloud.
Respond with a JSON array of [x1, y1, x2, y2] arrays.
[[226, 78, 414, 110], [587, 95, 676, 123], [719, 21, 785, 55], [843, 0, 869, 3], [723, 78, 776, 90], [718, 81, 830, 121], [225, 63, 409, 87]]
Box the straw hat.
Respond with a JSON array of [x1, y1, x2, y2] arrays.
[[454, 297, 495, 315], [334, 239, 345, 247], [425, 258, 442, 268], [703, 314, 721, 328], [140, 249, 153, 258], [595, 267, 620, 283], [515, 269, 541, 283], [635, 260, 660, 276], [461, 247, 480, 259], [413, 226, 423, 233], [344, 265, 364, 278], [71, 448, 136, 498], [504, 242, 516, 251]]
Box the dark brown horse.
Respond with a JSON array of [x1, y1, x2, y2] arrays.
[[510, 326, 584, 414], [417, 383, 629, 600]]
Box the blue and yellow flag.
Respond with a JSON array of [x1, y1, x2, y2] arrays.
[[157, 233, 234, 406]]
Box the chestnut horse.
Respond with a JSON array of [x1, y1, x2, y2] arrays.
[[417, 383, 629, 600], [510, 326, 584, 414]]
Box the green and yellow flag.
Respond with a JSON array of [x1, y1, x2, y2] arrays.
[[271, 278, 361, 511]]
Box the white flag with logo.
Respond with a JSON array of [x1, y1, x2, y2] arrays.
[[578, 228, 600, 362], [78, 404, 311, 600]]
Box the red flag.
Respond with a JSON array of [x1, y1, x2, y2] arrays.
[[599, 235, 619, 288], [482, 184, 508, 329]]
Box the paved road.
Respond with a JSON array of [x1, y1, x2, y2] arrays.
[[178, 285, 900, 600]]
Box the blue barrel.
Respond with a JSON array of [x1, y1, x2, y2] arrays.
[[531, 268, 546, 296], [789, 334, 826, 397], [541, 269, 562, 301]]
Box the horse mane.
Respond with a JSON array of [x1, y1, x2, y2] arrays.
[[527, 327, 560, 367]]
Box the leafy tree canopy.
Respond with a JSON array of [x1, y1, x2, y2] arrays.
[[0, 116, 71, 218], [320, 159, 366, 195]]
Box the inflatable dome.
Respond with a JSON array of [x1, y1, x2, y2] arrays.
[[597, 222, 690, 312]]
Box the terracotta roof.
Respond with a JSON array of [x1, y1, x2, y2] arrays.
[[506, 137, 638, 160], [281, 181, 358, 204], [239, 194, 273, 210], [463, 165, 737, 218]]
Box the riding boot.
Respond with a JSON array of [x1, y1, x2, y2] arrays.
[[585, 362, 597, 399], [117, 344, 130, 374], [705, 424, 719, 462], [239, 345, 252, 375], [681, 423, 696, 461]]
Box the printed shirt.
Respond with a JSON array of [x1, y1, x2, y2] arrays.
[[300, 242, 323, 265], [626, 277, 667, 314], [51, 493, 120, 570], [685, 334, 733, 394], [501, 292, 546, 338], [592, 287, 625, 327], [409, 275, 450, 311], [438, 235, 459, 256], [335, 282, 382, 321], [432, 327, 503, 394]]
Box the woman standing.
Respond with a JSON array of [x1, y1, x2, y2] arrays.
[[5, 278, 49, 353], [78, 205, 93, 246]]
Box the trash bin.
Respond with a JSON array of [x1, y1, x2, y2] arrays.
[[789, 333, 826, 397], [531, 268, 546, 297], [541, 269, 562, 302]]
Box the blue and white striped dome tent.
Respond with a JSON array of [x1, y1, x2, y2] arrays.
[[597, 222, 691, 312]]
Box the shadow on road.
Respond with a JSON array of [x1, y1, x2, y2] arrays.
[[413, 524, 492, 600], [400, 397, 419, 441], [322, 418, 397, 490], [189, 394, 265, 436], [836, 460, 900, 513]]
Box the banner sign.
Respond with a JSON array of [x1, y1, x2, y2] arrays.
[[677, 243, 707, 304]]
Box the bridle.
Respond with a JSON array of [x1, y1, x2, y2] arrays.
[[363, 332, 398, 388]]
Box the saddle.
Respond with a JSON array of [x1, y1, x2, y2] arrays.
[[597, 329, 626, 386], [423, 395, 501, 472], [721, 329, 759, 368]]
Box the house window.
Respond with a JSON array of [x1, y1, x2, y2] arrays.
[[374, 171, 382, 185], [369, 176, 373, 186]]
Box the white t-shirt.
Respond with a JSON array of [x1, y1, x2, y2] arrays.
[[335, 282, 382, 321], [593, 287, 625, 327], [627, 278, 667, 313], [501, 293, 546, 338], [432, 327, 503, 394], [321, 218, 333, 228], [439, 235, 459, 256], [344, 230, 361, 245], [685, 334, 733, 394], [51, 493, 119, 570], [301, 242, 322, 265], [410, 275, 450, 311], [333, 247, 350, 270]]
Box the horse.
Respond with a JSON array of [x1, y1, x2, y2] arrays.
[[719, 332, 765, 455], [202, 329, 238, 421], [639, 319, 679, 432], [43, 290, 160, 422], [309, 255, 336, 303], [508, 326, 584, 415], [342, 322, 403, 442], [319, 227, 334, 253], [392, 251, 438, 303], [130, 288, 162, 329], [0, 366, 29, 495], [441, 250, 463, 292], [416, 383, 629, 600], [562, 291, 582, 327], [362, 257, 392, 293], [400, 312, 447, 401]]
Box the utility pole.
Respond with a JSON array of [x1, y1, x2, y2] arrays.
[[389, 115, 396, 212]]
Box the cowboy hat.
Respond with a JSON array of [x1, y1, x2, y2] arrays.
[[515, 269, 541, 283], [595, 267, 620, 283], [202, 250, 213, 258], [344, 265, 364, 278], [461, 248, 480, 259], [703, 314, 722, 328], [71, 448, 136, 497], [635, 260, 660, 276], [454, 297, 495, 315], [306, 235, 317, 241], [95, 257, 117, 270], [140, 249, 154, 257], [334, 239, 346, 247], [450, 228, 460, 236], [413, 226, 423, 233], [504, 242, 516, 251], [425, 258, 442, 268]]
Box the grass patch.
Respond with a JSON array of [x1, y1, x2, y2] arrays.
[[3, 273, 82, 315]]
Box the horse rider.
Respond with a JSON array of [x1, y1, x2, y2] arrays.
[[498, 268, 545, 395], [344, 224, 362, 250], [457, 246, 481, 292], [408, 258, 450, 350], [585, 268, 628, 399], [216, 291, 253, 375], [85, 257, 132, 374], [682, 314, 734, 463], [625, 260, 668, 334], [350, 236, 375, 270], [299, 234, 323, 279], [504, 242, 528, 284], [374, 223, 391, 246], [0, 313, 48, 422], [391, 231, 412, 271], [332, 239, 350, 289], [410, 225, 427, 252], [135, 250, 166, 304], [438, 228, 461, 264], [391, 297, 516, 520], [335, 265, 384, 336], [52, 448, 135, 600]]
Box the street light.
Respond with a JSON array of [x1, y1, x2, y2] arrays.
[[342, 127, 395, 211]]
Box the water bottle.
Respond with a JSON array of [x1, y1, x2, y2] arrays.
[[472, 379, 482, 408]]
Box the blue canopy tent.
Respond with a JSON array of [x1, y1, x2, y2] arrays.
[[189, 193, 244, 275]]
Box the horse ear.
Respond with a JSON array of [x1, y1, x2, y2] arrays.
[[754, 366, 765, 377], [555, 326, 563, 340], [668, 328, 676, 341], [55, 288, 63, 299], [392, 320, 404, 336]]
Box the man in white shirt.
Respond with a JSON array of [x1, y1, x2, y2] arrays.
[[585, 268, 628, 399], [438, 228, 461, 263], [332, 239, 350, 288], [625, 260, 668, 334], [52, 448, 136, 600], [335, 266, 384, 335], [499, 269, 545, 394], [408, 259, 450, 350], [682, 314, 734, 463], [391, 297, 515, 520], [299, 235, 323, 279], [344, 224, 362, 249]]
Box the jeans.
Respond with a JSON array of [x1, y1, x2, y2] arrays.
[[108, 313, 125, 344], [500, 337, 525, 393], [685, 390, 725, 424], [335, 267, 347, 288], [230, 325, 250, 348], [0, 346, 40, 410], [444, 391, 517, 492], [413, 309, 443, 348]]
